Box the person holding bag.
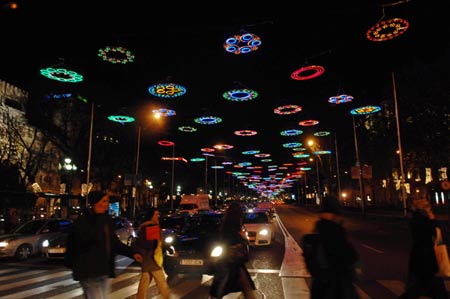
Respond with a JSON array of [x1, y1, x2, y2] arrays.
[[399, 199, 448, 299]]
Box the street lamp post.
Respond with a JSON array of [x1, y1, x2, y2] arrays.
[[170, 143, 175, 211], [352, 115, 366, 218]]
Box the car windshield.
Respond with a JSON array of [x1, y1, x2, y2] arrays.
[[161, 216, 187, 230], [243, 212, 269, 224], [181, 213, 222, 234], [179, 204, 197, 210], [13, 220, 46, 234]]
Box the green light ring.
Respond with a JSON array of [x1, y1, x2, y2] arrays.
[[98, 46, 135, 64], [190, 157, 205, 162], [313, 131, 331, 137], [280, 129, 303, 136], [40, 68, 84, 83], [178, 126, 197, 132], [194, 116, 222, 125], [107, 115, 135, 123], [223, 89, 258, 101], [314, 150, 332, 155], [242, 150, 260, 155], [283, 142, 302, 148], [148, 83, 187, 98]]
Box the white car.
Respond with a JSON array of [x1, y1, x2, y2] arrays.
[[243, 211, 276, 247], [0, 218, 73, 260]]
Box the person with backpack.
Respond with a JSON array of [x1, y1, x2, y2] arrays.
[[133, 208, 170, 299], [302, 195, 360, 299], [66, 191, 143, 299]]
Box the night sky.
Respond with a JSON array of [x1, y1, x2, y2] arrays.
[[1, 1, 448, 193]]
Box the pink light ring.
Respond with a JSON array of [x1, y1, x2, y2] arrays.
[[234, 130, 258, 136], [299, 119, 319, 126], [158, 140, 174, 146], [201, 148, 215, 152], [274, 104, 302, 115], [213, 144, 234, 150], [291, 65, 325, 80]]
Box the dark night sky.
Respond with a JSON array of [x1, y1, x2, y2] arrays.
[[1, 0, 448, 193]]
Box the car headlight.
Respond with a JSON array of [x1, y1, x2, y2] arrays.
[[132, 231, 136, 238], [259, 229, 269, 236], [164, 236, 174, 244], [211, 245, 223, 257], [42, 240, 49, 248]]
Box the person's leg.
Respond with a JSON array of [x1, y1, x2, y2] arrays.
[[238, 267, 256, 299], [80, 276, 110, 299], [136, 272, 152, 299], [429, 276, 448, 299], [152, 269, 170, 299]]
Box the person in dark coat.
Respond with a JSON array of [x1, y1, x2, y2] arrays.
[[69, 191, 143, 299], [310, 195, 360, 299], [209, 201, 256, 299], [134, 208, 170, 299], [399, 199, 448, 299]]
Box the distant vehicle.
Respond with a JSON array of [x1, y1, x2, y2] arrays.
[[178, 194, 210, 214], [162, 211, 224, 279], [42, 216, 135, 260], [0, 218, 72, 260], [243, 211, 276, 247]]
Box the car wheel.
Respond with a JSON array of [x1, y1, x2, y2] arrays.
[[15, 244, 32, 260]]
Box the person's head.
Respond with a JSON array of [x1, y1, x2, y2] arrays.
[[88, 191, 109, 214], [221, 201, 243, 233], [146, 208, 160, 222], [320, 195, 342, 217], [411, 199, 433, 218]]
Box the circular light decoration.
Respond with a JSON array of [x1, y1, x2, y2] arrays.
[[328, 94, 354, 104], [107, 115, 135, 124], [158, 140, 174, 147], [201, 148, 215, 152], [234, 130, 257, 136], [211, 165, 224, 169], [291, 65, 325, 80], [213, 144, 234, 150], [194, 116, 222, 125], [40, 68, 84, 83], [280, 129, 303, 136], [350, 105, 381, 115], [300, 167, 312, 171], [299, 119, 319, 126], [222, 161, 233, 165], [314, 150, 332, 155], [254, 153, 271, 158], [178, 126, 197, 132], [293, 147, 306, 151], [273, 104, 302, 115], [293, 153, 310, 158], [152, 108, 176, 117], [366, 18, 409, 42], [261, 159, 272, 162], [190, 157, 205, 162], [223, 32, 262, 55], [97, 46, 135, 64], [148, 83, 186, 98], [223, 89, 258, 101], [242, 150, 260, 155], [314, 131, 331, 137], [239, 162, 252, 167], [203, 153, 215, 157], [283, 142, 302, 148]]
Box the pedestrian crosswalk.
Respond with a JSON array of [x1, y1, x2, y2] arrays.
[[0, 264, 449, 299]]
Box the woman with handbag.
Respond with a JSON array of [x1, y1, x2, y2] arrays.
[[399, 199, 448, 299], [209, 201, 256, 299]]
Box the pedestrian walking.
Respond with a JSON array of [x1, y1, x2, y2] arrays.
[[66, 191, 143, 299], [133, 208, 170, 299], [399, 199, 448, 299], [307, 195, 360, 299], [209, 201, 256, 299]]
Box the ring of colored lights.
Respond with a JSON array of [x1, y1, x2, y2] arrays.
[[313, 131, 331, 137], [274, 104, 302, 115], [254, 153, 270, 157], [234, 130, 257, 136], [280, 129, 303, 136], [152, 108, 176, 116], [213, 144, 234, 150], [283, 142, 302, 148], [158, 140, 174, 146], [223, 89, 258, 101], [148, 83, 186, 98], [178, 126, 197, 132], [211, 165, 224, 169], [350, 105, 381, 115], [40, 68, 84, 83], [293, 153, 310, 158], [201, 148, 215, 152], [293, 147, 306, 151], [290, 65, 325, 80], [328, 94, 353, 104], [299, 119, 319, 126], [242, 150, 260, 155], [366, 18, 409, 42], [98, 46, 135, 64], [190, 157, 205, 162], [314, 150, 332, 155], [194, 116, 222, 125], [223, 33, 262, 55], [107, 115, 135, 123], [261, 159, 272, 162]]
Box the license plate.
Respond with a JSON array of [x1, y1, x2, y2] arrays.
[[48, 248, 66, 254], [180, 259, 203, 266]]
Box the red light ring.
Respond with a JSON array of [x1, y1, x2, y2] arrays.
[[291, 65, 325, 80]]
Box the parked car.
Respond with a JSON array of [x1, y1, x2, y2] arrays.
[[162, 211, 224, 279], [42, 216, 136, 260], [0, 218, 73, 260], [243, 211, 276, 247]]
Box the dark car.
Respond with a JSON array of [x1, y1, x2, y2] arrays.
[[162, 211, 224, 278], [0, 218, 73, 260]]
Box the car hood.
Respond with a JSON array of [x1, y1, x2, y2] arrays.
[[0, 233, 27, 241]]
